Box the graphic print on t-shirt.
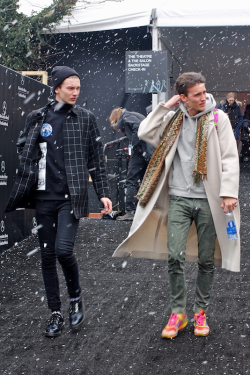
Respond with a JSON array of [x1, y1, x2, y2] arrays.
[[37, 142, 47, 190], [41, 123, 52, 138]]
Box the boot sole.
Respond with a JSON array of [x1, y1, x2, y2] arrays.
[[45, 323, 65, 338], [194, 329, 210, 336], [69, 316, 84, 331]]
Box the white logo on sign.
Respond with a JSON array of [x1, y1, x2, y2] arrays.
[[0, 219, 8, 245], [1, 220, 5, 232], [0, 160, 7, 185], [2, 101, 7, 116], [32, 217, 37, 228], [0, 101, 9, 127], [18, 75, 29, 99]]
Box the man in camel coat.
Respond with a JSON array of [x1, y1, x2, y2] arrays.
[[113, 72, 240, 339]]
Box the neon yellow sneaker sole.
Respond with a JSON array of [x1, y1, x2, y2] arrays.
[[162, 313, 188, 339]]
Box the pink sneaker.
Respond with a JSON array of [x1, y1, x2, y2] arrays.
[[194, 309, 210, 336], [162, 313, 188, 339]]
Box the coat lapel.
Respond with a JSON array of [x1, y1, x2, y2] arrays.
[[21, 114, 44, 160], [207, 111, 217, 140]]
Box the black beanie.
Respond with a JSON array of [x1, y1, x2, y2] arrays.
[[52, 66, 80, 92]]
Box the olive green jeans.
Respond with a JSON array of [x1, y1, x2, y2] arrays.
[[167, 196, 217, 314]]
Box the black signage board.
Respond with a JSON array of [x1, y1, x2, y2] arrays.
[[125, 51, 168, 94], [0, 64, 52, 252]]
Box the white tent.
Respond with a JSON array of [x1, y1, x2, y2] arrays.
[[53, 0, 156, 33], [54, 0, 250, 32], [53, 0, 250, 94]]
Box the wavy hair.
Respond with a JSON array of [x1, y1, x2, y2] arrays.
[[175, 72, 206, 96], [109, 107, 123, 130]]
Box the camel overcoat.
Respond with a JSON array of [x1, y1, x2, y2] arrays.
[[113, 103, 241, 272]]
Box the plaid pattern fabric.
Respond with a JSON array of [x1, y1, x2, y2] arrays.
[[5, 102, 110, 218]]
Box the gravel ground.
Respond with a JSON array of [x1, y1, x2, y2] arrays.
[[0, 163, 249, 375]]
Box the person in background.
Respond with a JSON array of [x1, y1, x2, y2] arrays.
[[5, 66, 112, 337], [218, 92, 243, 144], [109, 107, 154, 221]]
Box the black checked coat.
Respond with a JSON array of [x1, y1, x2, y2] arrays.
[[5, 101, 110, 219]]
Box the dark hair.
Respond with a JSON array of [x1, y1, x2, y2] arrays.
[[175, 72, 206, 96]]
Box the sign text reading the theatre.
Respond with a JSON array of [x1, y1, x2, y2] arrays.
[[125, 51, 168, 94], [127, 53, 153, 72]]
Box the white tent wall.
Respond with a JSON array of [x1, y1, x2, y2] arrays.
[[52, 0, 250, 112]]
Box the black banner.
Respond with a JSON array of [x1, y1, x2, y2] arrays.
[[0, 64, 52, 252], [125, 51, 168, 94]]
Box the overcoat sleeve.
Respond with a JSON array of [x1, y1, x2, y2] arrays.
[[138, 104, 175, 149], [216, 110, 239, 199], [16, 112, 35, 158], [87, 112, 110, 199]]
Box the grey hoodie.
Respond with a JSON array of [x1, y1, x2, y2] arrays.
[[168, 93, 216, 198]]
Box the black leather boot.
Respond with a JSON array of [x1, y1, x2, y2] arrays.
[[45, 312, 64, 337], [69, 298, 85, 330]]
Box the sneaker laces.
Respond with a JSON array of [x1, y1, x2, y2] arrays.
[[168, 313, 178, 326], [195, 310, 206, 325], [50, 312, 62, 324]]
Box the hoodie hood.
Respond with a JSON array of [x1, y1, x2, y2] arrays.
[[115, 109, 126, 131], [179, 93, 216, 119], [168, 93, 216, 200]]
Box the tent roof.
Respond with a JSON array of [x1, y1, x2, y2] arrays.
[[52, 0, 250, 92], [53, 0, 154, 33], [54, 0, 250, 33], [157, 1, 250, 28]]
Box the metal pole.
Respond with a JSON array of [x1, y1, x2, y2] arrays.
[[151, 9, 165, 109]]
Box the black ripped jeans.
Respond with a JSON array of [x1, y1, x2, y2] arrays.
[[36, 200, 81, 311]]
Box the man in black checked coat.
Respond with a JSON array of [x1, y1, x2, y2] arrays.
[[5, 66, 112, 337]]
